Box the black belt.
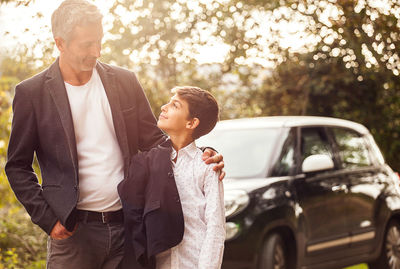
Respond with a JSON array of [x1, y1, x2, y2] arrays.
[[76, 209, 124, 224]]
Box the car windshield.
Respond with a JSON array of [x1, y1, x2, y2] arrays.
[[197, 127, 285, 178]]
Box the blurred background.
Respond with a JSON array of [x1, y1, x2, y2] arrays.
[[0, 0, 399, 268]]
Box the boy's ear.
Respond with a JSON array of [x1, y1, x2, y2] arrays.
[[186, 118, 200, 130]]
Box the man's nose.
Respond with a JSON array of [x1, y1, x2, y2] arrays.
[[161, 104, 167, 112], [91, 43, 101, 58]]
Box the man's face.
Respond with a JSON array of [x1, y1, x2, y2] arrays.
[[58, 22, 103, 72], [157, 94, 193, 136]]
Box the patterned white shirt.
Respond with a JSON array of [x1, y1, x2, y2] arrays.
[[156, 142, 225, 269]]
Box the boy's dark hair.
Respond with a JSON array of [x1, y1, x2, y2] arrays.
[[172, 86, 219, 139]]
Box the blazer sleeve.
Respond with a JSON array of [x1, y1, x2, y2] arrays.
[[131, 73, 166, 151], [5, 85, 58, 234], [118, 152, 151, 267]]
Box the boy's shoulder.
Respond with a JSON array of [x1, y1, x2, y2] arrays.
[[191, 148, 218, 175]]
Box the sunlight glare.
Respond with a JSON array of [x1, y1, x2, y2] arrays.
[[1, 0, 319, 68]]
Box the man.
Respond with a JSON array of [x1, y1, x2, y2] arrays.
[[5, 1, 224, 268]]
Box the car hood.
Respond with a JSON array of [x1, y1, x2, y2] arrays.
[[223, 177, 289, 193]]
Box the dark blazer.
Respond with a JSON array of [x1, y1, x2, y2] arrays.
[[5, 58, 165, 234], [117, 139, 184, 269]]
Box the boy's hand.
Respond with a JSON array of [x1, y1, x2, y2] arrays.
[[202, 149, 225, 180]]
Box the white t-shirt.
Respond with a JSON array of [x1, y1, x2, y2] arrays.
[[64, 68, 124, 212]]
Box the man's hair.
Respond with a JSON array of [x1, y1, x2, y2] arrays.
[[51, 0, 103, 42], [172, 86, 219, 139]]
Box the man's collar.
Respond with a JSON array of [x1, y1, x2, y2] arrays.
[[47, 58, 107, 81]]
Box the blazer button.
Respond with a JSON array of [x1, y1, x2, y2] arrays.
[[168, 172, 174, 178], [176, 197, 180, 203]]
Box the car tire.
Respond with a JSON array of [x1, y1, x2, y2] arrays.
[[258, 233, 288, 269], [369, 220, 400, 269]]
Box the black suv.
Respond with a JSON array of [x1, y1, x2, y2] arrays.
[[197, 116, 400, 269]]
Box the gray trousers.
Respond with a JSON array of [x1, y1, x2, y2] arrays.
[[46, 221, 124, 269]]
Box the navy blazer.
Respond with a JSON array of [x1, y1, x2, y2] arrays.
[[118, 139, 184, 269], [5, 58, 165, 234]]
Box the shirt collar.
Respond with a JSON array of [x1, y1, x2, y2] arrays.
[[171, 141, 198, 160]]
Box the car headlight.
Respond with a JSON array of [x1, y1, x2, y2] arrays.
[[224, 189, 250, 218], [225, 222, 240, 240]]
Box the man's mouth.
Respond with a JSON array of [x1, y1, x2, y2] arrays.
[[84, 58, 97, 65]]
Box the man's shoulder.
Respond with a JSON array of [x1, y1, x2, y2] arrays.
[[16, 65, 52, 92], [97, 61, 136, 78]]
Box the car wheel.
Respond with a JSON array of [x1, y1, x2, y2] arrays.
[[369, 220, 400, 269], [258, 233, 288, 269]]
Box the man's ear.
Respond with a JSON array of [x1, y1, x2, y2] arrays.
[[186, 118, 200, 130], [54, 37, 66, 52]]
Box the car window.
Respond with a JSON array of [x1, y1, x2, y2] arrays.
[[332, 128, 371, 168], [197, 127, 285, 178], [301, 127, 333, 160], [271, 130, 296, 177]]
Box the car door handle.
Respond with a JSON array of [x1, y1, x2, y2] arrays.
[[332, 185, 348, 193]]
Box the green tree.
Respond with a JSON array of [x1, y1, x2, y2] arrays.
[[0, 52, 49, 268]]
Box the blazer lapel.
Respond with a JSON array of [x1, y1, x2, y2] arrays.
[[96, 62, 130, 175], [45, 59, 79, 178]]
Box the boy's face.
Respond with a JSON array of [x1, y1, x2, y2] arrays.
[[157, 94, 193, 136]]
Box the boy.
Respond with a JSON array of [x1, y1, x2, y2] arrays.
[[118, 86, 225, 269]]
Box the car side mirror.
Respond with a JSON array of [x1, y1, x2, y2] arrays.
[[302, 154, 334, 174]]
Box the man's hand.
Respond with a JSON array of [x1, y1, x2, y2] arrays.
[[50, 221, 77, 240], [202, 148, 225, 180]]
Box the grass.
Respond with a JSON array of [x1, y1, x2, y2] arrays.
[[344, 264, 368, 269]]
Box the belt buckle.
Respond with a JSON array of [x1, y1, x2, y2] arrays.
[[101, 212, 107, 223]]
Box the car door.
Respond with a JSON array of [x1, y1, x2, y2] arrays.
[[293, 127, 351, 265], [330, 127, 386, 255]]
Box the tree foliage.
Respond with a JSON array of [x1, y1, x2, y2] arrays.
[[101, 0, 400, 171], [0, 0, 31, 5], [240, 0, 400, 170], [0, 51, 49, 267], [101, 0, 268, 118]]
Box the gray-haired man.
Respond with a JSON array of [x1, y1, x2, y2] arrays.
[[5, 0, 224, 268]]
